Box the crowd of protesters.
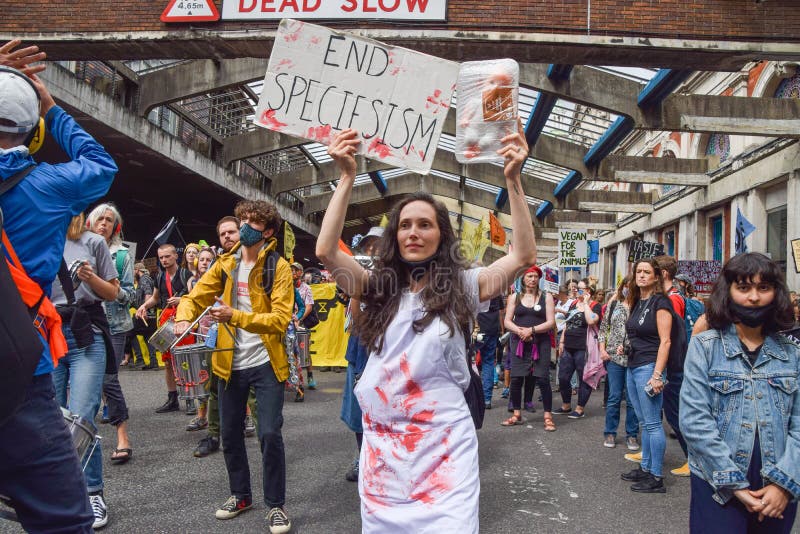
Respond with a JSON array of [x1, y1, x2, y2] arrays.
[[3, 40, 800, 534]]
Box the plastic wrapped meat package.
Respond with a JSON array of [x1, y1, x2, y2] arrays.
[[455, 59, 519, 164]]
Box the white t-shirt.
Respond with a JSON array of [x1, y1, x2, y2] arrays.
[[232, 262, 269, 370]]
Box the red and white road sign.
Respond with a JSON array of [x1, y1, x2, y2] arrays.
[[161, 0, 220, 22]]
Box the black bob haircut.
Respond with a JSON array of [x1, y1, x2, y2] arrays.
[[706, 252, 794, 334]]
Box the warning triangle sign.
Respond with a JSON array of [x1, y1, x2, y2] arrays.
[[161, 0, 220, 22]]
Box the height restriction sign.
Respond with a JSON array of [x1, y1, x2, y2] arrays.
[[161, 0, 220, 22]]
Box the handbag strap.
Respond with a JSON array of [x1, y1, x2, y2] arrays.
[[0, 165, 35, 198], [56, 259, 77, 306]]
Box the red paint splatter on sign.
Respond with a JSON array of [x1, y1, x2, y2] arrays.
[[260, 109, 287, 130], [306, 124, 332, 143], [425, 89, 449, 115], [367, 137, 391, 159]]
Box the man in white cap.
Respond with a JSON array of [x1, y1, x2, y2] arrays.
[[0, 42, 117, 532]]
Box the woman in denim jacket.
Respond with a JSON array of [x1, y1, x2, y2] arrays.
[[680, 253, 799, 533]]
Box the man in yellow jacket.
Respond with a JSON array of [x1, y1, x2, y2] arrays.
[[175, 199, 293, 534]]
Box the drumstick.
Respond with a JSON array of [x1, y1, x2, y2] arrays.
[[141, 316, 148, 327]]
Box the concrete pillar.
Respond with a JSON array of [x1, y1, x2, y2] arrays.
[[678, 212, 697, 261], [747, 188, 768, 254], [785, 171, 800, 290]]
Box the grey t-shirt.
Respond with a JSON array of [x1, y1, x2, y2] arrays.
[[51, 231, 117, 306]]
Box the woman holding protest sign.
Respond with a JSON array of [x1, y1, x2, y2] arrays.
[[316, 123, 536, 532]]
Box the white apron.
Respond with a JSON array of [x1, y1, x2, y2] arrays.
[[355, 269, 487, 533]]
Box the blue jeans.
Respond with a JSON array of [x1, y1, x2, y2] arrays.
[[478, 333, 498, 404], [604, 361, 639, 438], [627, 362, 665, 477], [0, 374, 93, 533], [102, 332, 129, 425], [219, 362, 286, 508], [52, 328, 106, 492]]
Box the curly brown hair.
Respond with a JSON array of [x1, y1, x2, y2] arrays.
[[234, 200, 282, 237], [355, 193, 475, 354]]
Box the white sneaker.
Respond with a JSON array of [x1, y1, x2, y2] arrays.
[[267, 507, 292, 533], [89, 493, 108, 529], [244, 415, 256, 437]]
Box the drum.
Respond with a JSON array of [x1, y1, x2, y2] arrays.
[[60, 407, 100, 471], [148, 319, 177, 352], [296, 328, 311, 368], [148, 318, 176, 353], [171, 342, 213, 400]]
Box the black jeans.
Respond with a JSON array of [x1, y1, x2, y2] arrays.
[[0, 374, 93, 533], [219, 362, 286, 508], [510, 375, 553, 412], [663, 369, 688, 457], [558, 349, 592, 408], [103, 332, 130, 425]]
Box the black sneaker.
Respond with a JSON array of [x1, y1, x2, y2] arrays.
[[215, 495, 252, 520], [155, 396, 179, 413], [621, 467, 650, 482], [266, 507, 292, 533], [89, 491, 108, 529], [194, 436, 220, 458], [631, 474, 666, 494]]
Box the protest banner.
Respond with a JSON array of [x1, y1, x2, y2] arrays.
[[222, 0, 447, 21], [558, 230, 588, 268], [792, 238, 800, 273], [543, 266, 559, 293], [255, 19, 459, 174], [309, 283, 348, 367], [677, 260, 722, 294], [627, 240, 665, 262]]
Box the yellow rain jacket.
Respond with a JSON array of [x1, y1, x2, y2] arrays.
[[175, 238, 293, 383]]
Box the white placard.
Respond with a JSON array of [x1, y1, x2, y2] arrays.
[[254, 19, 458, 174], [558, 230, 588, 268], [223, 0, 447, 21]]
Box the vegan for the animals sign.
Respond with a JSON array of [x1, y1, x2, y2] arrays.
[[254, 19, 459, 174], [558, 230, 588, 267]]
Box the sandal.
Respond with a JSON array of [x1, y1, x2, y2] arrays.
[[500, 415, 525, 427], [543, 415, 556, 432], [111, 448, 132, 464]]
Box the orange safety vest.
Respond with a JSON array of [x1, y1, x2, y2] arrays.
[[2, 230, 68, 364]]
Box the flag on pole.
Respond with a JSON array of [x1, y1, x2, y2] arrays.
[[489, 212, 506, 246], [379, 214, 389, 228], [735, 207, 756, 255], [284, 222, 296, 262], [459, 220, 477, 260]]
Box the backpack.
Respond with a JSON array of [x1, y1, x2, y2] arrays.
[[664, 296, 688, 374], [220, 250, 280, 299], [114, 247, 128, 279], [684, 298, 705, 343]]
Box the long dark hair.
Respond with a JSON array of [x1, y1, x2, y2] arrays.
[[627, 258, 665, 309], [356, 193, 474, 354], [706, 253, 794, 334]]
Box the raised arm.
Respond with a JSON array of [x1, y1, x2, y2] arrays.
[[315, 129, 369, 297], [478, 121, 537, 302]]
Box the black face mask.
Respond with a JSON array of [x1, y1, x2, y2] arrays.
[[399, 255, 436, 282], [730, 302, 774, 328]]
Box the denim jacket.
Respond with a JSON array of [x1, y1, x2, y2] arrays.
[[679, 324, 800, 504], [103, 246, 134, 334]]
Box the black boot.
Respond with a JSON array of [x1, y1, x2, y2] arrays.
[[621, 467, 650, 482], [156, 392, 179, 413]]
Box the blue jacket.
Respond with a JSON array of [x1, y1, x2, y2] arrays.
[[680, 325, 800, 504], [1, 106, 117, 374]]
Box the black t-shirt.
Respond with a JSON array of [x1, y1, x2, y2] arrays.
[[563, 301, 602, 351], [741, 341, 763, 366], [156, 267, 192, 309], [477, 296, 504, 335], [626, 294, 673, 368]]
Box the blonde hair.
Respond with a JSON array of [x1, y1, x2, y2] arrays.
[[67, 213, 86, 240]]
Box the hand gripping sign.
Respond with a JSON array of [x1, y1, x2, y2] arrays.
[[254, 19, 459, 174]]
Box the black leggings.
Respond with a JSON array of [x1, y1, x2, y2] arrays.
[[510, 375, 553, 412]]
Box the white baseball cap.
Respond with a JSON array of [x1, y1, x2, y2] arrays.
[[0, 68, 39, 134]]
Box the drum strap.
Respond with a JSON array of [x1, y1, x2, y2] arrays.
[[165, 269, 174, 298]]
